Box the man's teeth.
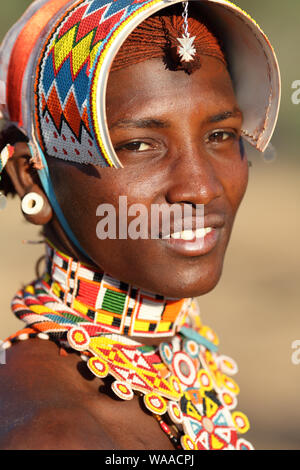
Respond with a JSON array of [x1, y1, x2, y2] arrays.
[[170, 227, 213, 240]]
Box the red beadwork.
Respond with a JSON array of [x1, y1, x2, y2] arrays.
[[160, 421, 170, 434]]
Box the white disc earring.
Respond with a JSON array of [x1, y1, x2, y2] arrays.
[[21, 192, 44, 215]]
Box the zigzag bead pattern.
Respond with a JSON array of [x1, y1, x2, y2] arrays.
[[35, 0, 159, 167]]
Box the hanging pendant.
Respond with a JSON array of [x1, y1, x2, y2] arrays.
[[177, 2, 196, 63], [177, 33, 196, 62]]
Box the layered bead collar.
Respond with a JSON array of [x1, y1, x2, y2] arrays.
[[42, 241, 190, 339], [3, 241, 253, 451]]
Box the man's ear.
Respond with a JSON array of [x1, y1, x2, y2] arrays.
[[4, 142, 53, 225]]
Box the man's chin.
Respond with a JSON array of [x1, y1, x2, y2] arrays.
[[139, 266, 224, 299]]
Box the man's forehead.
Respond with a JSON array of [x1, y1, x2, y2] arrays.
[[107, 57, 237, 122]]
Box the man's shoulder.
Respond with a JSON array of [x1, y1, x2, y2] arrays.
[[0, 338, 115, 449], [0, 336, 76, 397]]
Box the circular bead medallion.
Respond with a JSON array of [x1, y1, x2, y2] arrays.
[[159, 342, 173, 366], [236, 438, 254, 450], [144, 392, 167, 415], [181, 434, 196, 450], [221, 374, 240, 395], [167, 401, 183, 424], [111, 380, 134, 400], [87, 356, 109, 378], [183, 339, 199, 358], [219, 391, 238, 411], [198, 369, 213, 391], [172, 351, 198, 387], [67, 326, 90, 351], [231, 411, 250, 434], [218, 355, 238, 376]]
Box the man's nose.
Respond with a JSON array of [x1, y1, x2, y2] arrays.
[[165, 141, 224, 206]]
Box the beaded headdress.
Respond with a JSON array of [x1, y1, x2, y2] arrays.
[[0, 0, 281, 254], [0, 0, 280, 167]]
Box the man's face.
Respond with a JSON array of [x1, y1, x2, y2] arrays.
[[46, 55, 248, 298]]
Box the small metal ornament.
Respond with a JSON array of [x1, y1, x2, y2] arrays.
[[177, 2, 196, 62]]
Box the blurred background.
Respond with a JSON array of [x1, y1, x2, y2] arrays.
[[0, 0, 299, 450]]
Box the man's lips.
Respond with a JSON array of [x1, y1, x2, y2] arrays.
[[157, 213, 226, 239], [157, 213, 226, 257], [160, 227, 222, 257]]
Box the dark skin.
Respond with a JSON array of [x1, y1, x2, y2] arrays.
[[0, 56, 248, 449]]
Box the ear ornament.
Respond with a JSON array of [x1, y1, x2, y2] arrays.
[[21, 192, 44, 215]]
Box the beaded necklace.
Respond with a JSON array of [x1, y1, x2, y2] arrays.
[[3, 241, 254, 450]]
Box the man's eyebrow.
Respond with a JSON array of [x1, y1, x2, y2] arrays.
[[110, 118, 171, 129], [208, 108, 243, 123], [110, 109, 242, 129]]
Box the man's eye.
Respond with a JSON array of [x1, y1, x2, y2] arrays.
[[116, 141, 151, 152], [207, 131, 236, 143]]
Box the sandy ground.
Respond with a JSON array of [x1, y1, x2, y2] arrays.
[[0, 156, 299, 450]]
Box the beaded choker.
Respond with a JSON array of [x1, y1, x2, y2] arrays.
[[42, 241, 190, 338], [3, 242, 254, 450]]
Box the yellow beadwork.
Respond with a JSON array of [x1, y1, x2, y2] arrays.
[[91, 0, 161, 167]]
